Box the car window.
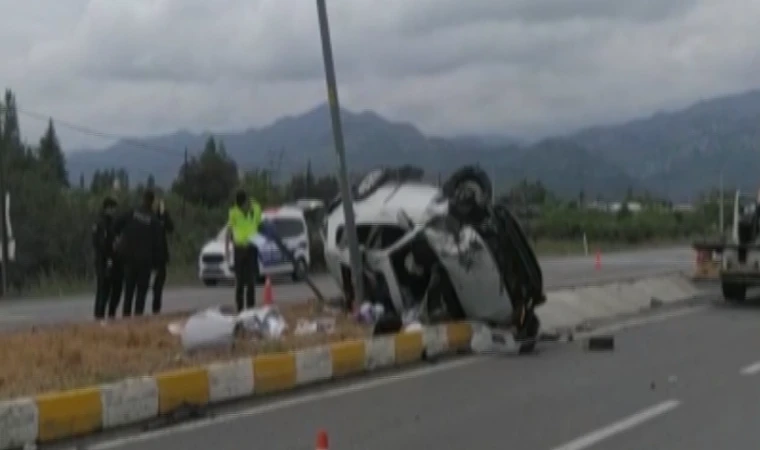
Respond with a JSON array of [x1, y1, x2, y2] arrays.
[[268, 217, 306, 238]]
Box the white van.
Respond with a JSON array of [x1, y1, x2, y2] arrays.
[[197, 206, 311, 286]]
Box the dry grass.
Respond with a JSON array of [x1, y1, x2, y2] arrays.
[[0, 302, 370, 400]]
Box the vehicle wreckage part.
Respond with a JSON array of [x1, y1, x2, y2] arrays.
[[442, 167, 545, 341], [587, 334, 615, 351]]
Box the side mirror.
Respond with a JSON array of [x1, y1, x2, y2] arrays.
[[397, 209, 414, 231]]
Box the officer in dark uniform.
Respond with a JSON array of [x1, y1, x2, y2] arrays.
[[114, 189, 161, 317], [92, 196, 119, 321], [151, 197, 174, 314]]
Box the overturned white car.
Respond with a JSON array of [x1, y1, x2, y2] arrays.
[[323, 166, 546, 351]]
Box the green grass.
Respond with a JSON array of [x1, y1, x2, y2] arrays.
[[14, 264, 199, 299], [532, 238, 689, 256]]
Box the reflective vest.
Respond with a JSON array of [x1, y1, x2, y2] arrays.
[[228, 200, 262, 246]]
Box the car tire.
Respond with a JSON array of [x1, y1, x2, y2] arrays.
[[203, 279, 218, 287], [442, 165, 493, 208], [722, 282, 747, 302], [291, 258, 308, 281]]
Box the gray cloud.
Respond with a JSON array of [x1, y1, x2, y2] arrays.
[[0, 0, 757, 150]]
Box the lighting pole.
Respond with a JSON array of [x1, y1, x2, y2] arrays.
[[315, 0, 364, 307], [719, 168, 724, 238]]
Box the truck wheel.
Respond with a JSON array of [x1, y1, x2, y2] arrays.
[[722, 282, 747, 302]]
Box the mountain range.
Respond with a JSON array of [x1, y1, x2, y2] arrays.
[[67, 89, 760, 201]]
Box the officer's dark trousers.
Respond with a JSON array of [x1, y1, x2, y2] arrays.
[[94, 263, 110, 319], [152, 263, 166, 314], [233, 244, 258, 312], [107, 260, 124, 318], [123, 262, 152, 317], [94, 261, 124, 319]]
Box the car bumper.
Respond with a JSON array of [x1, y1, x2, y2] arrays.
[[199, 257, 304, 281]]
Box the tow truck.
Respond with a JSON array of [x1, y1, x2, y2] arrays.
[[693, 190, 760, 302]]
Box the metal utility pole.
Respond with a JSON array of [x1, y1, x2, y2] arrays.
[[0, 107, 8, 296], [315, 0, 364, 307], [182, 147, 188, 218], [719, 169, 725, 238]]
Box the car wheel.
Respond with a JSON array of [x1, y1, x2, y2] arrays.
[[442, 165, 493, 208], [722, 282, 747, 302], [291, 258, 308, 281], [203, 279, 218, 287]]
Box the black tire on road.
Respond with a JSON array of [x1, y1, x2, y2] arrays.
[[722, 282, 747, 302]]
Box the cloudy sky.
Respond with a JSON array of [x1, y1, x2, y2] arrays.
[[2, 0, 759, 151]]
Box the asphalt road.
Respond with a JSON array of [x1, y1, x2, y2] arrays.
[[0, 246, 694, 328], [71, 300, 760, 450]]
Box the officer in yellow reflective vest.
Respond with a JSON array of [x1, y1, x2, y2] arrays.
[[225, 189, 263, 312]]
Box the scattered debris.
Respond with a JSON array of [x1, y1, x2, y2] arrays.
[[586, 334, 615, 351]]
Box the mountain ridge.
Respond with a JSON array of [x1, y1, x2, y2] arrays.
[[67, 88, 760, 201]]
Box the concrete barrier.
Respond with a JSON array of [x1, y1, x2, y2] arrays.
[[538, 273, 701, 329]]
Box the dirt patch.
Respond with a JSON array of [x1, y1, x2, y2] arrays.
[[0, 302, 371, 400]]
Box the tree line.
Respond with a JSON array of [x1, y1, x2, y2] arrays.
[[0, 89, 717, 295]]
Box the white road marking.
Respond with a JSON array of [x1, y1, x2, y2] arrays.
[[549, 400, 681, 450], [66, 305, 703, 450], [739, 361, 760, 376]]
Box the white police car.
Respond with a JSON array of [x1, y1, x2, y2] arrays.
[[198, 206, 311, 286]]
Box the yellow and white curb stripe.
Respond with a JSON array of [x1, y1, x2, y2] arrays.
[[0, 323, 473, 449]]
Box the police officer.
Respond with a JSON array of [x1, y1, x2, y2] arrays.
[[225, 189, 262, 312], [92, 196, 119, 321], [114, 189, 161, 317], [151, 196, 174, 314]]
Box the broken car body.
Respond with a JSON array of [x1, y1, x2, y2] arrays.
[[322, 166, 546, 347]]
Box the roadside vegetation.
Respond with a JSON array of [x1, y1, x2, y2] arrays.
[[0, 89, 720, 298]]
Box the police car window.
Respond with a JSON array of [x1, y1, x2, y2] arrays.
[[269, 218, 305, 238]]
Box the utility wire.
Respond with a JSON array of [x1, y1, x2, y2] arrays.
[[16, 107, 186, 159]]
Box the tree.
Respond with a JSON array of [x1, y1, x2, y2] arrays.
[[172, 136, 238, 207], [146, 174, 156, 190], [38, 119, 69, 187]]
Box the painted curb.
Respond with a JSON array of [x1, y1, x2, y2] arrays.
[[0, 273, 702, 449]]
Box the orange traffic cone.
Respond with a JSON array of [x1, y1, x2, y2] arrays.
[[315, 429, 329, 450], [594, 250, 602, 271], [263, 276, 274, 305]]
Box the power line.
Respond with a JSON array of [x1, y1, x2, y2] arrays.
[[16, 107, 186, 159]]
